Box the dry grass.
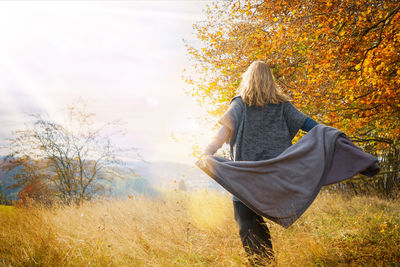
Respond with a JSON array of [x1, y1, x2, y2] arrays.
[[0, 191, 399, 266]]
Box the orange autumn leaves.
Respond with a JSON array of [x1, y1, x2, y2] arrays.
[[186, 0, 400, 153]]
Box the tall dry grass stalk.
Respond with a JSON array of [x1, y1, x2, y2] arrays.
[[1, 191, 399, 266]]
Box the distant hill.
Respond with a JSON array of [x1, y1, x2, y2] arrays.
[[0, 156, 21, 201], [0, 156, 224, 201], [124, 160, 222, 190]]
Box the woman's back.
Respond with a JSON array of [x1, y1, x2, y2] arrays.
[[228, 96, 307, 161]]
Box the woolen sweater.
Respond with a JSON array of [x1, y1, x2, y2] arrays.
[[204, 96, 318, 202]]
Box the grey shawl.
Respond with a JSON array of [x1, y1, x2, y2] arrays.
[[196, 124, 380, 228]]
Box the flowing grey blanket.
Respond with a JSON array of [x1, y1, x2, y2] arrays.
[[196, 124, 380, 228]]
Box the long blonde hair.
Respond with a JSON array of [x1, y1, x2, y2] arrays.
[[238, 61, 289, 107]]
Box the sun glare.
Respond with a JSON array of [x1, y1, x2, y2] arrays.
[[187, 191, 231, 231]]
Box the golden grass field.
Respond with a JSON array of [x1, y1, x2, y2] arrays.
[[0, 191, 399, 266]]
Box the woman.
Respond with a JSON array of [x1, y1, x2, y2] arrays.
[[203, 61, 318, 264]]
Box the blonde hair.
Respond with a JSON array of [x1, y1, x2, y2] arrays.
[[238, 61, 289, 107]]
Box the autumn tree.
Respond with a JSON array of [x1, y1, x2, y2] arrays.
[[186, 0, 400, 197], [5, 104, 131, 205], [17, 179, 53, 206], [2, 155, 55, 206]]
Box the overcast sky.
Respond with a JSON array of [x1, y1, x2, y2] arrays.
[[0, 1, 217, 164]]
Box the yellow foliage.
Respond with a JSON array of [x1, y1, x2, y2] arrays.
[[185, 0, 400, 148]]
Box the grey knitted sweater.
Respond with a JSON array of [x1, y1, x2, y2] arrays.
[[207, 96, 308, 161]]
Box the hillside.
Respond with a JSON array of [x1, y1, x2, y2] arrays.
[[0, 156, 20, 201], [0, 157, 223, 201], [124, 160, 222, 190]]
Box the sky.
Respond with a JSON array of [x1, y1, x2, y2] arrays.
[[0, 1, 216, 164]]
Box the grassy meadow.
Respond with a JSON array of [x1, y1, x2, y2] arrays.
[[0, 191, 399, 266]]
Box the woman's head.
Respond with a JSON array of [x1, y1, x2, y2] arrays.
[[238, 61, 289, 107]]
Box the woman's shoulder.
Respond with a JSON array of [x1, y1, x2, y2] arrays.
[[280, 100, 295, 111], [282, 100, 302, 111], [229, 95, 243, 104], [228, 96, 245, 112]]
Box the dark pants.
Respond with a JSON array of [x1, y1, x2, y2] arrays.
[[233, 200, 274, 264]]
